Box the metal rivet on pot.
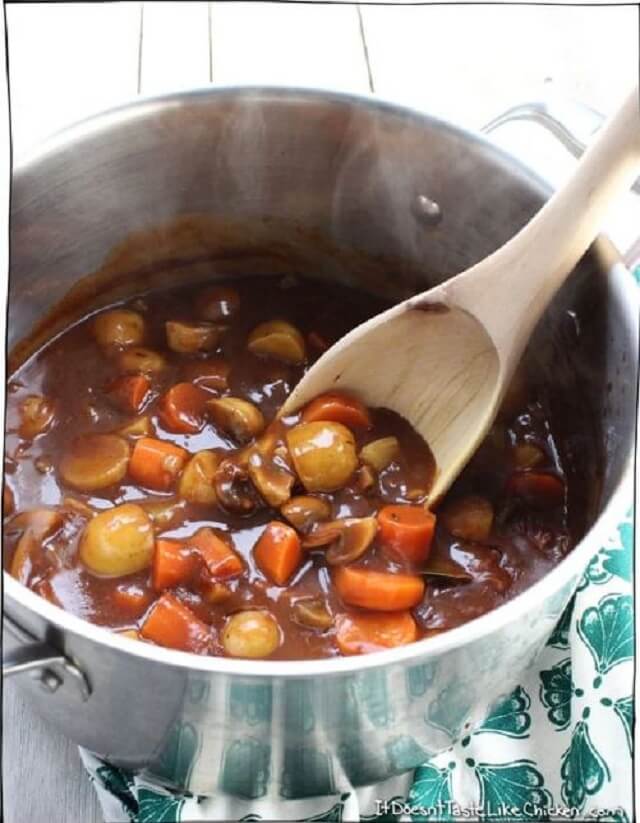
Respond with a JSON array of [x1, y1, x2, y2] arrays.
[[39, 669, 63, 693], [412, 194, 442, 226]]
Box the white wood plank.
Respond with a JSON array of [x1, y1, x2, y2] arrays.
[[139, 1, 211, 95], [3, 683, 102, 823], [7, 2, 142, 159], [210, 1, 370, 92], [361, 4, 639, 129]]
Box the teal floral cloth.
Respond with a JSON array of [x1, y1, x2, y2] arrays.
[[80, 506, 634, 822]]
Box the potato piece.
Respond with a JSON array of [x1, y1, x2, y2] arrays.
[[59, 434, 130, 491], [178, 450, 220, 504], [292, 598, 333, 630], [166, 321, 222, 354], [197, 286, 240, 322], [286, 421, 357, 492], [247, 320, 306, 364], [360, 437, 400, 472], [79, 503, 154, 576], [207, 397, 265, 443], [117, 629, 141, 641], [93, 309, 145, 348], [441, 494, 494, 542], [513, 443, 546, 469], [19, 395, 56, 439], [117, 415, 154, 439], [140, 497, 188, 532], [280, 495, 331, 533], [222, 610, 281, 659], [117, 347, 167, 375]]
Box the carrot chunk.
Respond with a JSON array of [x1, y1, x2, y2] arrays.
[[333, 566, 424, 611], [112, 582, 154, 614], [129, 437, 188, 491], [335, 611, 418, 655], [377, 505, 436, 565], [506, 471, 565, 508], [187, 527, 244, 580], [301, 392, 372, 430], [253, 521, 303, 586], [152, 539, 199, 591], [140, 593, 213, 653], [160, 383, 209, 433], [106, 374, 151, 414]]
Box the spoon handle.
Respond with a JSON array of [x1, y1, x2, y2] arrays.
[[451, 86, 640, 371]]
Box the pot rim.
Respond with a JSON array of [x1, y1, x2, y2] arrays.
[[5, 85, 638, 680]]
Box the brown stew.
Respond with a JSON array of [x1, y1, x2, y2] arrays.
[[3, 275, 571, 659]]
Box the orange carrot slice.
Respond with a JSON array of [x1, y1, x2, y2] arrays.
[[187, 527, 244, 580], [152, 539, 199, 591], [377, 505, 436, 565], [112, 582, 154, 614], [140, 593, 212, 653], [160, 383, 209, 433], [129, 437, 188, 491], [333, 566, 424, 611], [335, 610, 418, 655], [253, 521, 303, 586], [301, 392, 372, 430], [106, 374, 151, 414]]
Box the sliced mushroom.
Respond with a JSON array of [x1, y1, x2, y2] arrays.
[[19, 395, 56, 439], [62, 496, 96, 520], [178, 450, 221, 504], [117, 347, 167, 375], [247, 429, 295, 507], [422, 554, 472, 581], [292, 598, 333, 630], [512, 443, 546, 469], [214, 457, 261, 514], [8, 509, 64, 584], [207, 397, 265, 444], [140, 497, 188, 533], [197, 285, 240, 322], [354, 464, 377, 492], [280, 495, 331, 533], [441, 495, 494, 542], [59, 434, 130, 492], [117, 415, 154, 439], [359, 436, 400, 472], [247, 320, 306, 364], [166, 320, 223, 354], [3, 483, 15, 517], [93, 309, 145, 348], [303, 516, 377, 566], [286, 421, 357, 493], [200, 581, 232, 605]]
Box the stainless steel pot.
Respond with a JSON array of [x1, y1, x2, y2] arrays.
[[3, 87, 637, 799]]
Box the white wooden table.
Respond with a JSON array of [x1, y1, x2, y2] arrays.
[[3, 4, 639, 821]]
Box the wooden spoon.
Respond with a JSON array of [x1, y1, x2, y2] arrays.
[[281, 87, 640, 504]]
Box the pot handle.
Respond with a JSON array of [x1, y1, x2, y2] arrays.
[[482, 95, 640, 197], [3, 614, 91, 701]]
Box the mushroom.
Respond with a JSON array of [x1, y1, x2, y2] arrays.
[[182, 358, 230, 392], [140, 497, 188, 533], [247, 320, 306, 364], [8, 509, 64, 584], [19, 395, 56, 439], [280, 495, 331, 533], [117, 415, 154, 439], [93, 309, 145, 348], [207, 397, 265, 444], [166, 321, 223, 354], [291, 598, 333, 630], [197, 285, 240, 322], [117, 347, 167, 375], [303, 516, 378, 565], [247, 429, 295, 507], [178, 450, 221, 505], [214, 457, 261, 514], [359, 436, 400, 472]]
